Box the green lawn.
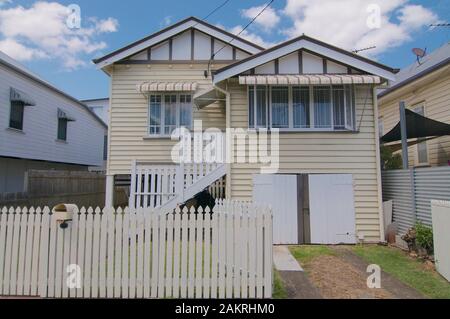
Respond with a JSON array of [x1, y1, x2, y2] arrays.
[[272, 270, 288, 299], [289, 245, 336, 266], [353, 245, 450, 299]]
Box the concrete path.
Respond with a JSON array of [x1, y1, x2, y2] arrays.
[[273, 246, 303, 271]]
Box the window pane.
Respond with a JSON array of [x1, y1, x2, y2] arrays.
[[345, 86, 354, 129], [293, 87, 310, 128], [333, 86, 345, 129], [57, 118, 67, 141], [149, 95, 161, 135], [271, 87, 289, 128], [9, 101, 24, 130], [313, 87, 332, 128], [180, 95, 192, 129], [256, 86, 267, 127], [248, 86, 255, 128], [164, 95, 177, 135]]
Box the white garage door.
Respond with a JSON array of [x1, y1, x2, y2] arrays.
[[309, 174, 356, 244], [253, 174, 298, 245]]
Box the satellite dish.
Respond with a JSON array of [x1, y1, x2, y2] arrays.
[[412, 48, 427, 65]]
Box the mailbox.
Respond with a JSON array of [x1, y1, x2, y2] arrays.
[[52, 204, 77, 229]]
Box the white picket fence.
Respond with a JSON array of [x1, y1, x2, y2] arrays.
[[0, 200, 273, 299]]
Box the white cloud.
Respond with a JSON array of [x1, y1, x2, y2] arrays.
[[0, 1, 119, 70], [217, 24, 275, 49], [281, 0, 439, 56], [241, 5, 280, 32]]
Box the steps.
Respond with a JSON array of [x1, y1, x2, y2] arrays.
[[129, 161, 226, 211]]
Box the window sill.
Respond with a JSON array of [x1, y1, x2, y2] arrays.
[[6, 127, 25, 134], [55, 139, 68, 144], [247, 128, 357, 133]]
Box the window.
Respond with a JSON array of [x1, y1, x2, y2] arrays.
[[271, 87, 289, 128], [9, 101, 24, 130], [248, 85, 355, 131], [148, 94, 193, 136], [293, 87, 310, 128], [314, 87, 332, 128], [414, 105, 428, 164], [103, 135, 108, 161], [249, 86, 268, 128], [57, 118, 68, 141]]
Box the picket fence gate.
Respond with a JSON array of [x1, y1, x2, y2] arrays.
[[0, 200, 273, 299]]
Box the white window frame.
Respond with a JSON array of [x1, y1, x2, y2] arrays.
[[148, 93, 193, 137], [247, 85, 355, 132]]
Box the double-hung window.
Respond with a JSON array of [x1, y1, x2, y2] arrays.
[[148, 93, 193, 136], [248, 85, 355, 131], [57, 118, 68, 141], [9, 101, 25, 130]]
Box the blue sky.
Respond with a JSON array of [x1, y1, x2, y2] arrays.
[[0, 0, 449, 100]]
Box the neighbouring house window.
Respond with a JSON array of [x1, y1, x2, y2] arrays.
[[148, 94, 193, 136], [103, 135, 108, 161], [9, 101, 24, 130], [57, 118, 68, 141], [249, 85, 355, 131], [414, 105, 428, 164]]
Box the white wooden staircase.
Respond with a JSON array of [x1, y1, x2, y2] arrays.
[[129, 161, 226, 212]]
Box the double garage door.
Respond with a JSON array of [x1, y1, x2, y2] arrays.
[[253, 174, 356, 245]]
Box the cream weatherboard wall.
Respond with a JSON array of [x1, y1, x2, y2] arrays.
[[107, 63, 226, 175], [379, 70, 450, 167], [227, 80, 383, 242]]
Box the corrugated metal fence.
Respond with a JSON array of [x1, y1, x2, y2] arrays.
[[382, 166, 450, 234]]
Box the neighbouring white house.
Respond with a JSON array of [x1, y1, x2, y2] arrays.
[[82, 97, 110, 126], [94, 17, 398, 244], [0, 51, 108, 193]]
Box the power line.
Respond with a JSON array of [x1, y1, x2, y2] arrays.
[[202, 0, 232, 21], [206, 0, 275, 77]]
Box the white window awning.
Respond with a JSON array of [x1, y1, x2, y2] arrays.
[[136, 82, 198, 93], [239, 74, 381, 85], [10, 87, 36, 106], [58, 108, 76, 122], [193, 87, 226, 109]]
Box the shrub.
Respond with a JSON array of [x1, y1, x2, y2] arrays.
[[415, 222, 434, 254]]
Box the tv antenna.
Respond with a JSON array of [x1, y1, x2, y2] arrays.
[[352, 46, 376, 54], [412, 47, 427, 65], [430, 23, 450, 28]]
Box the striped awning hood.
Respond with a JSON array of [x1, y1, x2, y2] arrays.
[[239, 74, 381, 85], [136, 82, 198, 93]]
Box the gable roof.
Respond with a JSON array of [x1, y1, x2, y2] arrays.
[[213, 34, 399, 84], [378, 42, 450, 99], [93, 16, 264, 69], [0, 51, 107, 129]]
